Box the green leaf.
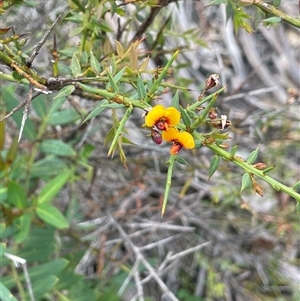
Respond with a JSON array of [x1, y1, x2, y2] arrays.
[[71, 53, 81, 77], [0, 186, 7, 203], [246, 147, 259, 164], [106, 67, 119, 92], [30, 258, 69, 281], [230, 145, 238, 158], [0, 282, 18, 301], [7, 181, 27, 209], [176, 156, 189, 165], [30, 157, 67, 178], [90, 51, 101, 74], [31, 275, 58, 299], [14, 213, 31, 243], [113, 66, 126, 83], [240, 173, 251, 193], [293, 181, 300, 192], [263, 16, 281, 24], [171, 90, 180, 110], [38, 169, 72, 204], [69, 26, 84, 37], [137, 74, 146, 99], [101, 103, 124, 109], [179, 106, 191, 127], [39, 139, 76, 157], [262, 165, 276, 175], [82, 99, 109, 123], [53, 85, 75, 100], [48, 96, 67, 116], [32, 94, 47, 119], [6, 136, 18, 166], [48, 108, 81, 125], [209, 155, 220, 179], [36, 203, 69, 229], [2, 88, 37, 141]]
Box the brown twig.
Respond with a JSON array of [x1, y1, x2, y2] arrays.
[[131, 0, 178, 43], [26, 13, 64, 67]]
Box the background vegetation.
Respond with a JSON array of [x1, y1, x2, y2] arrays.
[[1, 0, 299, 300]]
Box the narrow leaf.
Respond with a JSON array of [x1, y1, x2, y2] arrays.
[[176, 156, 189, 165], [14, 213, 31, 243], [113, 66, 126, 83], [209, 155, 220, 179], [90, 51, 101, 74], [246, 147, 259, 164], [115, 40, 124, 57], [179, 106, 191, 127], [171, 90, 180, 110], [230, 145, 238, 158], [48, 96, 67, 116], [38, 170, 72, 204], [137, 74, 146, 99], [138, 56, 149, 72], [6, 136, 18, 166], [53, 85, 75, 100], [240, 173, 251, 193], [82, 100, 109, 124], [129, 44, 138, 70], [36, 203, 69, 229], [106, 68, 119, 93], [107, 106, 133, 157], [0, 282, 18, 301], [71, 53, 81, 77], [292, 181, 300, 192], [263, 16, 281, 24], [262, 165, 276, 175]]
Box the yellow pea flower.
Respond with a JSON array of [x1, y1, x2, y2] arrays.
[[145, 105, 181, 131], [162, 128, 195, 155]]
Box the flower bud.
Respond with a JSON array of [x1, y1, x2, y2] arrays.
[[252, 162, 267, 170], [205, 74, 220, 90], [208, 108, 218, 120], [151, 129, 162, 145]]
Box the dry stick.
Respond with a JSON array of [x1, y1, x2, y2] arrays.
[[133, 260, 145, 301], [108, 214, 180, 301], [166, 241, 211, 262], [130, 0, 177, 43], [0, 100, 26, 122], [0, 90, 43, 123], [18, 87, 33, 142], [140, 241, 212, 286], [26, 13, 63, 67], [118, 259, 140, 297]]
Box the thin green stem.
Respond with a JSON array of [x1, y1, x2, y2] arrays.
[[145, 49, 180, 103], [78, 83, 151, 110], [107, 105, 133, 157], [193, 131, 300, 202], [162, 155, 176, 216], [190, 93, 218, 130], [254, 2, 300, 29]]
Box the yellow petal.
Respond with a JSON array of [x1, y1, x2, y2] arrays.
[[178, 132, 195, 149], [162, 128, 180, 142], [145, 105, 166, 127], [164, 107, 181, 126]]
